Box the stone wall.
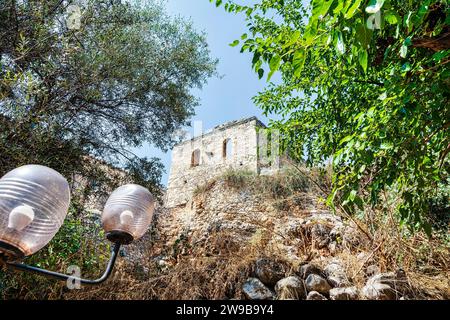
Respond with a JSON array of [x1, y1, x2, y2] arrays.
[[166, 117, 273, 207]]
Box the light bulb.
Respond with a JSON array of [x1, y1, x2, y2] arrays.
[[8, 205, 35, 231], [0, 164, 71, 257], [120, 210, 134, 225], [102, 184, 155, 244]]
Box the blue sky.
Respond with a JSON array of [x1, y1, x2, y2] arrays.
[[134, 0, 280, 186]]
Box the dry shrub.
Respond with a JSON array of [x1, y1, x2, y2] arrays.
[[308, 204, 449, 299], [193, 180, 216, 197], [221, 167, 312, 198], [362, 209, 449, 299]]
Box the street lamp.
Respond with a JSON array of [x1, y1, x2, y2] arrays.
[[0, 165, 155, 285]]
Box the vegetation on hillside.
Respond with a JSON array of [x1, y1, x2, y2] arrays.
[[64, 168, 449, 300]]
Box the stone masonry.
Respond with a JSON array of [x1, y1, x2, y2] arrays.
[[166, 117, 280, 207]]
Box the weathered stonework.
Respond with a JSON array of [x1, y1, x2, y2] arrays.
[[166, 117, 280, 207]]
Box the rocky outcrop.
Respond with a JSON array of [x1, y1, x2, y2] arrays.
[[119, 172, 425, 301]]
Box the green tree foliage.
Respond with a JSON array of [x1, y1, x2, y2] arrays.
[[214, 0, 449, 234], [0, 0, 217, 196], [1, 0, 216, 298]]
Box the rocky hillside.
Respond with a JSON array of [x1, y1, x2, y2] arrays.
[[67, 168, 449, 300]]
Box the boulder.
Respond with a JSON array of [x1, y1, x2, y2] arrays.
[[255, 258, 285, 286], [323, 260, 350, 288], [298, 263, 322, 279], [324, 260, 345, 275], [275, 276, 307, 300], [327, 275, 351, 288], [362, 282, 396, 300], [362, 270, 408, 300], [305, 274, 332, 295], [242, 278, 274, 300], [369, 270, 408, 292], [306, 291, 327, 300], [329, 287, 359, 300]]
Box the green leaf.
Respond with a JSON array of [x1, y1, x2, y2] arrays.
[[304, 24, 318, 46], [349, 189, 357, 201], [267, 55, 281, 81], [355, 23, 372, 49], [252, 52, 261, 67], [354, 195, 364, 210], [285, 30, 301, 47], [269, 55, 281, 71], [401, 62, 411, 72], [344, 0, 363, 19], [339, 135, 353, 145], [404, 37, 412, 46], [412, 4, 430, 27], [384, 10, 400, 25], [333, 0, 345, 15], [378, 92, 387, 100], [359, 164, 366, 174], [432, 49, 450, 62], [380, 142, 393, 150], [404, 11, 413, 30], [422, 156, 431, 165], [422, 221, 432, 237], [311, 0, 335, 22], [358, 49, 368, 73], [229, 40, 240, 47], [257, 68, 264, 79], [293, 48, 306, 78]]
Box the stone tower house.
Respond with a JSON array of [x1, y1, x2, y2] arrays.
[[166, 117, 281, 207]]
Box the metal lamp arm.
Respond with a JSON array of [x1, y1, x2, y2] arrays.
[[2, 242, 121, 285]]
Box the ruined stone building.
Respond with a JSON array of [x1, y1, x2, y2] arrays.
[[166, 117, 282, 207]]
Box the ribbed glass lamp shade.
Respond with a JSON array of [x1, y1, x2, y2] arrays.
[[0, 165, 71, 258], [101, 184, 155, 244]]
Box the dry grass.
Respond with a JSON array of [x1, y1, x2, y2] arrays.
[[65, 229, 296, 300], [221, 167, 312, 198]]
